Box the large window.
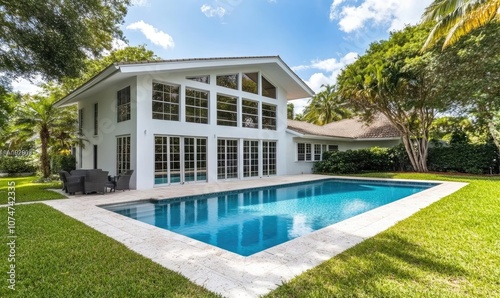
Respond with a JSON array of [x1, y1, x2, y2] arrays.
[[262, 104, 277, 130], [242, 99, 258, 129], [185, 88, 209, 124], [217, 94, 238, 127], [154, 136, 207, 185], [261, 76, 276, 99], [263, 141, 277, 176], [216, 74, 238, 90], [217, 139, 238, 180], [298, 143, 338, 161], [152, 82, 180, 121], [244, 140, 259, 177], [116, 136, 131, 175], [242, 72, 258, 94], [117, 86, 131, 122]]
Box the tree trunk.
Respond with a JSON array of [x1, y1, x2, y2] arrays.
[[40, 125, 50, 178], [401, 133, 429, 172], [488, 121, 500, 152]]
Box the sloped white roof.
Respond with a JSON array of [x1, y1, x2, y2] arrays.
[[55, 56, 314, 107]]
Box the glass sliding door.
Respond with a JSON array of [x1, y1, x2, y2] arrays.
[[184, 138, 195, 182], [169, 137, 181, 183], [243, 140, 259, 178], [155, 136, 207, 185], [218, 139, 238, 180], [263, 141, 277, 176], [196, 139, 207, 182]]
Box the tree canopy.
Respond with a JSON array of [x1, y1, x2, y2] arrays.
[[303, 84, 353, 125], [0, 0, 130, 82], [337, 24, 451, 172]]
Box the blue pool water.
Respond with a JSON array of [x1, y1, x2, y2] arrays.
[[102, 179, 436, 256]]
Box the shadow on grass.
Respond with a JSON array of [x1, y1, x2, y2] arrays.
[[268, 231, 468, 297]]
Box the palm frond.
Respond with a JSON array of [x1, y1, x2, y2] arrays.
[[422, 0, 499, 50]]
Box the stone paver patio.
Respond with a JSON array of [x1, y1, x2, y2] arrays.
[[44, 174, 467, 297]]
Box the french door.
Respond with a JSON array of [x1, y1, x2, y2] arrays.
[[154, 136, 207, 185], [217, 139, 238, 180]]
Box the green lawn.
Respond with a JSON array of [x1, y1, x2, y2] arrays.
[[0, 173, 498, 297], [0, 203, 220, 297], [0, 176, 65, 204], [267, 173, 500, 297]]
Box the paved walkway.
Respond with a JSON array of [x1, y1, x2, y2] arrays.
[[43, 174, 467, 297]]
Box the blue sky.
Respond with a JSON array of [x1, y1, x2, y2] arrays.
[[14, 0, 432, 112]]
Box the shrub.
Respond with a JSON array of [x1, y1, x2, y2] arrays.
[[428, 143, 499, 174], [52, 154, 76, 173], [0, 156, 37, 174], [314, 147, 396, 174], [314, 142, 499, 175]]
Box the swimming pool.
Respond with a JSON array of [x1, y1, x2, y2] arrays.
[[102, 178, 437, 256]]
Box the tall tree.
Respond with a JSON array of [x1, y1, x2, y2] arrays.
[[337, 24, 451, 172], [14, 94, 78, 178], [422, 0, 500, 49], [432, 22, 500, 149], [52, 45, 160, 96], [303, 84, 353, 125], [0, 0, 130, 82]]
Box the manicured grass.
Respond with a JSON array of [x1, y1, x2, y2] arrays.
[[266, 173, 500, 297], [0, 203, 220, 297], [0, 176, 65, 204], [0, 173, 498, 297]]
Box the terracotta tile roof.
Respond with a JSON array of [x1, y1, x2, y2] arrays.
[[287, 114, 401, 139]]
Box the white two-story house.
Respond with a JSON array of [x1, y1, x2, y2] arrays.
[[55, 56, 400, 190]]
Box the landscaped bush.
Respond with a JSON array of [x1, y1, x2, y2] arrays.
[[314, 142, 500, 175], [0, 156, 37, 174], [314, 147, 397, 174], [52, 154, 76, 173], [428, 143, 499, 174]]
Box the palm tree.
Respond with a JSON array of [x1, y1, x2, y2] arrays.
[[303, 84, 352, 125], [422, 0, 500, 50], [14, 94, 78, 178]]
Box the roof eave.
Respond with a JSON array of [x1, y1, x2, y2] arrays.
[[354, 137, 401, 141], [54, 65, 120, 107]]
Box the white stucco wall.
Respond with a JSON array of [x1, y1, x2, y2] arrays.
[[76, 77, 137, 188], [77, 65, 290, 190]]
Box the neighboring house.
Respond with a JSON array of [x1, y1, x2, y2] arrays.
[[285, 114, 401, 175], [55, 56, 400, 190]]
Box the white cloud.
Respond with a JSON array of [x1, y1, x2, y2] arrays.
[[292, 52, 358, 81], [131, 0, 150, 7], [201, 4, 227, 18], [126, 21, 175, 50], [291, 52, 359, 114], [329, 0, 433, 33]]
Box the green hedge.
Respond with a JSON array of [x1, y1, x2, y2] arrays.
[[314, 143, 499, 174], [428, 143, 499, 174], [313, 147, 399, 174], [0, 156, 37, 174]]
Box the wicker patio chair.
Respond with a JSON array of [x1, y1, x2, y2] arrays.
[[59, 171, 69, 193], [62, 171, 84, 195], [106, 169, 134, 192], [83, 170, 109, 194]]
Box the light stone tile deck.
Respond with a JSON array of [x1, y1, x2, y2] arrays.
[[44, 174, 467, 297]]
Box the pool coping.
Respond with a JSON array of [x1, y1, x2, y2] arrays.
[[44, 174, 467, 297]]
